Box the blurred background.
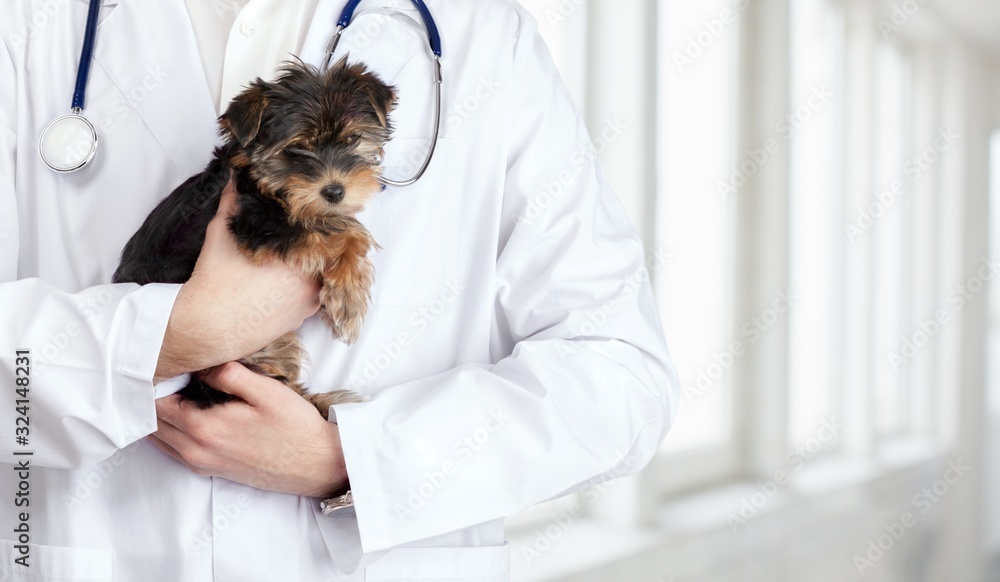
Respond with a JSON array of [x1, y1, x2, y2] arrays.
[[503, 0, 1000, 581]]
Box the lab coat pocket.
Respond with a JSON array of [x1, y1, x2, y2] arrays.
[[362, 138, 470, 308], [0, 539, 112, 581], [365, 543, 510, 581]]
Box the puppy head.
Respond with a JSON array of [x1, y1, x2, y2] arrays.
[[219, 58, 397, 221]]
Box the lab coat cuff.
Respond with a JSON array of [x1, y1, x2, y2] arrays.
[[329, 400, 394, 553], [115, 283, 183, 442]]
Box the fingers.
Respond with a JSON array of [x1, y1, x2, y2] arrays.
[[202, 361, 278, 406], [154, 394, 194, 431], [153, 414, 201, 453], [216, 172, 238, 218], [153, 400, 235, 475], [150, 417, 200, 466], [154, 391, 241, 437], [204, 175, 237, 245]]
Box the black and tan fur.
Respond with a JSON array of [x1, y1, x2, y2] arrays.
[[113, 58, 396, 418]]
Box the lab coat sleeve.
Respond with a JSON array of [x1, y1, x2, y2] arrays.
[[0, 36, 181, 470], [330, 13, 679, 553]]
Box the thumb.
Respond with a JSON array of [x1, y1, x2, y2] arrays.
[[203, 361, 278, 406], [215, 175, 238, 219], [202, 178, 241, 252]]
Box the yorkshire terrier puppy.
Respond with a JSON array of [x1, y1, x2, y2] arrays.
[[113, 58, 396, 419]]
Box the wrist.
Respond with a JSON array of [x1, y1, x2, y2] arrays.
[[154, 281, 226, 382], [314, 422, 350, 498]]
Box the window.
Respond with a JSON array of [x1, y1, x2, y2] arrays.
[[787, 0, 845, 447], [654, 0, 739, 457], [990, 130, 1000, 415], [511, 0, 957, 525], [871, 42, 913, 437], [502, 1, 993, 578]]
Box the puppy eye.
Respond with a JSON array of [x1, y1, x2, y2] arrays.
[[283, 148, 307, 159], [345, 133, 362, 145]]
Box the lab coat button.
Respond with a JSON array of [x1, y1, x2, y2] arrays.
[[239, 21, 256, 37]]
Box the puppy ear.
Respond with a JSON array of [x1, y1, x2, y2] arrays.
[[219, 82, 268, 147], [365, 79, 397, 129]]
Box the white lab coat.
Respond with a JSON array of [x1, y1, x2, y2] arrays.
[[0, 0, 679, 580]]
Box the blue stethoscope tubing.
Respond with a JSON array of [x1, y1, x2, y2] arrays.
[[337, 0, 441, 57], [325, 0, 443, 187], [73, 0, 102, 111], [38, 0, 102, 173]]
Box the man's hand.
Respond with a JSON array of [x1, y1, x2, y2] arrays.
[[154, 180, 322, 383], [149, 362, 349, 498]]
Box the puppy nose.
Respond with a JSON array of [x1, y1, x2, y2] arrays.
[[321, 184, 345, 203]]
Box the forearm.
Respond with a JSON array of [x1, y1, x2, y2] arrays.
[[154, 281, 237, 383]]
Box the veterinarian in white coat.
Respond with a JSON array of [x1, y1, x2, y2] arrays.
[[0, 0, 678, 580]]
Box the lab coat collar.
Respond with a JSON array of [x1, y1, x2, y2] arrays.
[[89, 0, 219, 175], [300, 0, 428, 79]]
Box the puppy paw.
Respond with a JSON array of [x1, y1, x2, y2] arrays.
[[320, 256, 373, 344]]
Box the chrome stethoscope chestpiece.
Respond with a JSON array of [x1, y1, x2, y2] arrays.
[[39, 110, 99, 173], [41, 0, 101, 174]]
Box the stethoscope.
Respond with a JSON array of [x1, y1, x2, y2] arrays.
[[39, 0, 443, 187]]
